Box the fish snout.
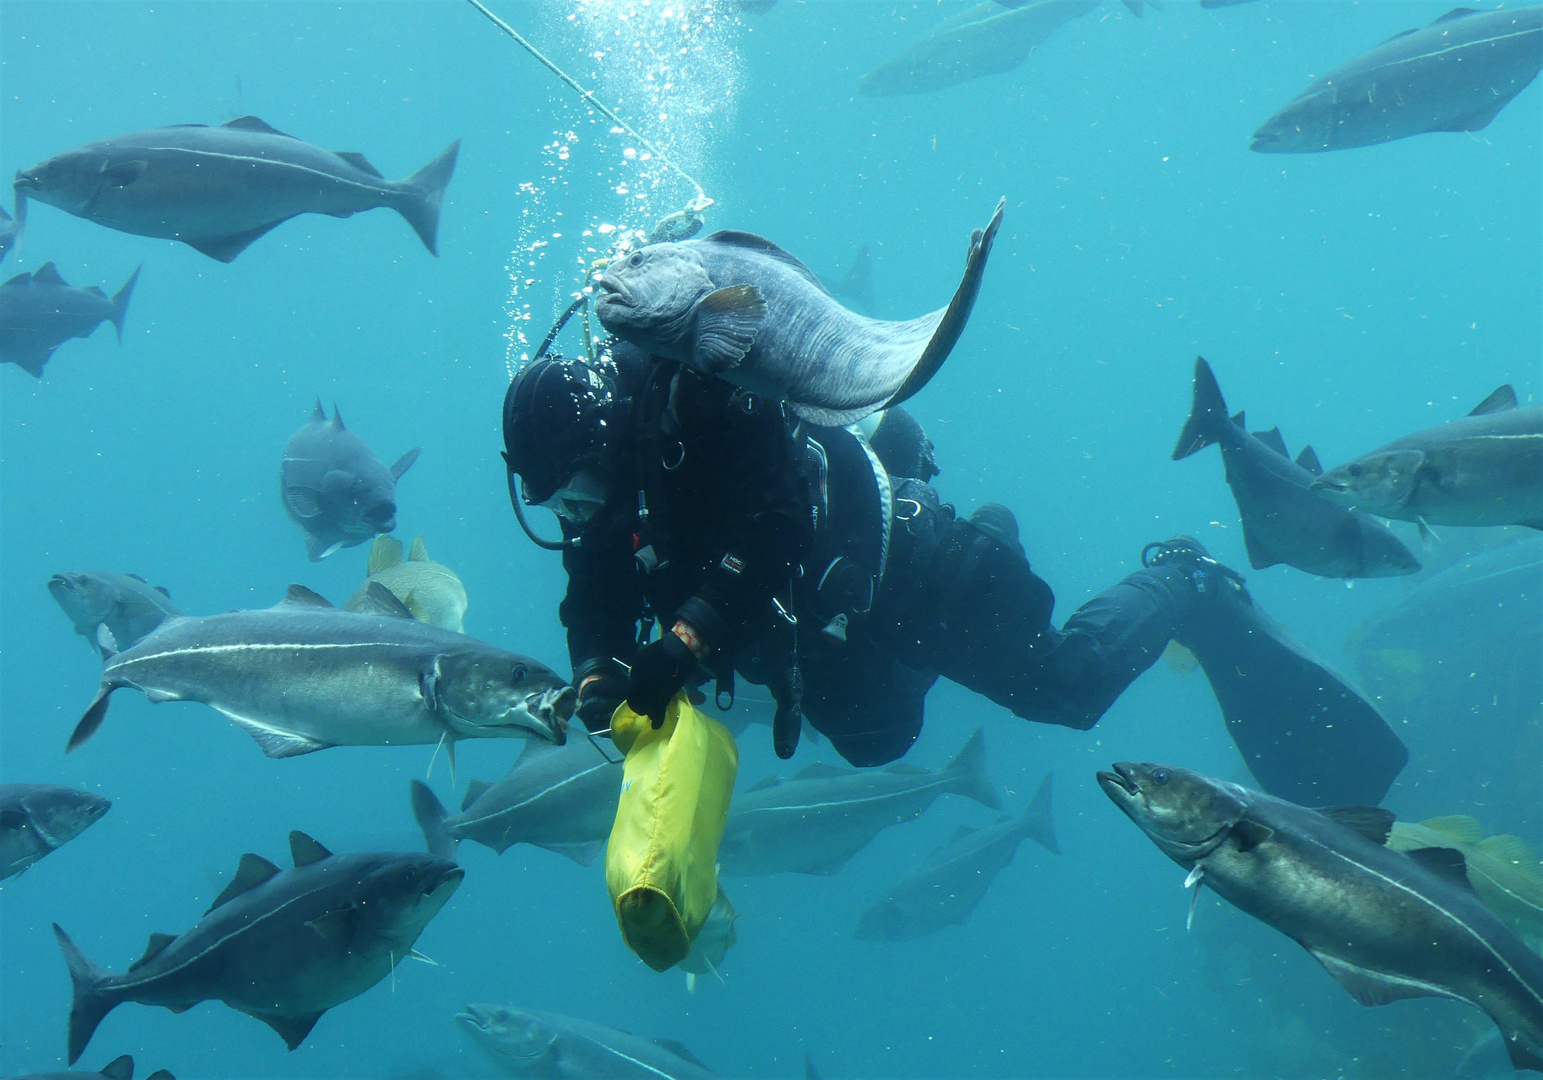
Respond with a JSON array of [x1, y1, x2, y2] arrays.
[[429, 861, 466, 895], [592, 274, 630, 305], [531, 685, 575, 744], [13, 170, 41, 192], [1097, 762, 1141, 799], [455, 1006, 492, 1033]]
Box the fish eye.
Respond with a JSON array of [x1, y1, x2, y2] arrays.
[[511, 663, 528, 684], [402, 866, 419, 885], [1347, 464, 1363, 478], [1152, 768, 1170, 785], [628, 253, 643, 267]]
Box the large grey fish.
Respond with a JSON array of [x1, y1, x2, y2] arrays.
[[12, 1055, 174, 1080], [408, 737, 620, 865], [457, 1005, 716, 1080], [1173, 357, 1421, 578], [858, 1, 1099, 97], [282, 400, 421, 562], [0, 784, 110, 882], [718, 728, 1001, 877], [593, 200, 1004, 427], [1252, 6, 1543, 153], [67, 584, 571, 760], [1313, 385, 1543, 532], [14, 117, 459, 262], [0, 200, 22, 263], [854, 772, 1057, 941], [49, 571, 181, 658], [54, 831, 462, 1064], [0, 263, 138, 378], [1099, 762, 1543, 1074]]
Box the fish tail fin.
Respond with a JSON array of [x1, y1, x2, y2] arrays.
[[1019, 772, 1059, 855], [409, 779, 458, 860], [108, 265, 141, 343], [68, 686, 116, 753], [397, 140, 460, 256], [53, 923, 118, 1065], [1172, 356, 1228, 460], [945, 727, 1001, 811]]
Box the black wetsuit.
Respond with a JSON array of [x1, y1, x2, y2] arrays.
[[558, 348, 1203, 767]]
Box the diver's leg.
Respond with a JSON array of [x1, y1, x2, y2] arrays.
[[797, 634, 933, 768]]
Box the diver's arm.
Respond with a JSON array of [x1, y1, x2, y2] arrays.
[[558, 514, 644, 677]]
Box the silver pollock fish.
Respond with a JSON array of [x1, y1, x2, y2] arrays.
[[458, 1006, 716, 1080], [718, 728, 1001, 877], [0, 263, 138, 378], [49, 571, 181, 658], [593, 200, 1004, 427], [408, 737, 620, 865], [1313, 385, 1543, 532], [67, 584, 571, 759], [0, 784, 111, 882], [1099, 762, 1543, 1074], [1252, 6, 1543, 153], [12, 1055, 175, 1080], [55, 831, 462, 1064], [14, 116, 459, 262]]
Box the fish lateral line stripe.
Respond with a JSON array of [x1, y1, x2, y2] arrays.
[[598, 1045, 680, 1079], [464, 764, 610, 822], [116, 640, 428, 665], [736, 777, 952, 817], [1370, 25, 1543, 71], [139, 146, 395, 192]]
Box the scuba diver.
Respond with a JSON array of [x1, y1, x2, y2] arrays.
[[503, 339, 1408, 807]]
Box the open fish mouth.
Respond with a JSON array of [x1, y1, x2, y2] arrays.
[[524, 685, 574, 743], [454, 1008, 491, 1033], [427, 864, 465, 896], [1097, 762, 1140, 798], [12, 171, 41, 192], [1309, 478, 1348, 495]]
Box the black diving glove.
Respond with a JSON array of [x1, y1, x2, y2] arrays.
[[627, 629, 698, 728], [574, 659, 629, 734]]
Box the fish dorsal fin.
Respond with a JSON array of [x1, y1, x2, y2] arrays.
[[1469, 385, 1517, 415], [792, 763, 852, 781], [391, 447, 422, 481], [367, 535, 404, 575], [461, 779, 493, 811], [330, 404, 345, 430], [86, 285, 107, 298], [1419, 815, 1484, 844], [4, 270, 32, 288], [31, 262, 67, 286], [1229, 410, 1246, 429], [1317, 806, 1395, 845], [950, 823, 981, 843], [279, 584, 334, 608], [129, 931, 178, 970], [1253, 427, 1289, 457], [335, 151, 384, 178], [702, 230, 831, 294], [745, 775, 784, 793], [99, 1055, 135, 1080], [1477, 834, 1543, 879], [352, 581, 415, 619], [312, 397, 327, 422], [209, 853, 281, 911], [1405, 846, 1475, 892], [1378, 27, 1422, 45], [223, 115, 296, 138], [408, 536, 429, 562], [289, 830, 333, 867], [653, 1039, 711, 1070], [1295, 445, 1323, 476], [1432, 7, 1480, 25]]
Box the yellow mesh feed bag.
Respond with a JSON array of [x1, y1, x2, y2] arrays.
[[605, 692, 738, 971]]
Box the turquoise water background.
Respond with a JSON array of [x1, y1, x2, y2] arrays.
[[1, 2, 1538, 1077]]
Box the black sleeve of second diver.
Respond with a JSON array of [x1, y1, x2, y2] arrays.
[[559, 517, 643, 671]]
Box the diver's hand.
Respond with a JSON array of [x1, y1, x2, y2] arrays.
[[627, 624, 702, 727], [575, 667, 629, 734]]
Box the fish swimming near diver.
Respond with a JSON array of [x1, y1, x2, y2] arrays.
[[54, 831, 462, 1064], [1251, 6, 1543, 153], [718, 728, 1001, 877], [282, 400, 422, 562], [409, 736, 620, 865], [0, 263, 138, 378], [593, 199, 1004, 427], [854, 772, 1058, 941], [457, 1005, 716, 1080], [857, 1, 1099, 97], [49, 571, 181, 658], [1313, 385, 1543, 534], [1098, 761, 1543, 1074], [345, 535, 467, 633], [67, 583, 571, 761], [14, 117, 460, 261], [679, 886, 739, 992], [12, 1055, 175, 1080], [0, 784, 111, 882], [1173, 357, 1421, 578], [1387, 816, 1543, 954]]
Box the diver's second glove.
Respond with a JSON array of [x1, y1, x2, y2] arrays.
[[627, 624, 702, 728], [574, 657, 629, 734]]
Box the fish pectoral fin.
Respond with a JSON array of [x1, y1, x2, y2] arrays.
[[248, 1008, 327, 1051], [184, 217, 293, 263], [1228, 820, 1274, 853], [143, 687, 184, 703], [1305, 949, 1457, 1008], [283, 484, 325, 519], [221, 712, 332, 759], [390, 446, 422, 481], [305, 907, 358, 948], [691, 284, 767, 373], [99, 160, 148, 188]]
